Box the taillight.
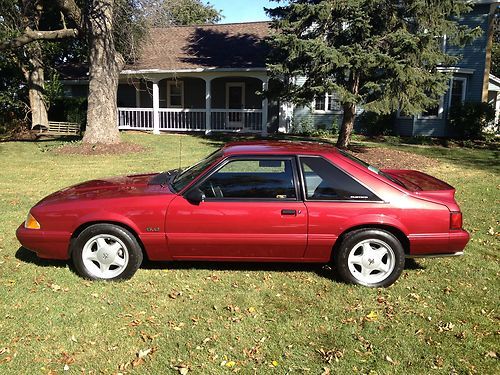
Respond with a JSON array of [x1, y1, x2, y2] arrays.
[[450, 212, 462, 230]]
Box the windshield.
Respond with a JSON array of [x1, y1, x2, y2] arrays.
[[338, 149, 407, 188], [171, 149, 223, 192]]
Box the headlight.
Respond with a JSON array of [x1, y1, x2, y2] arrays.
[[25, 212, 41, 229]]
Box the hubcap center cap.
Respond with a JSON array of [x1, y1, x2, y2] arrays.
[[362, 254, 380, 269], [97, 249, 115, 264]]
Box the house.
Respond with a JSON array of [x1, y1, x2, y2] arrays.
[[116, 22, 275, 135], [61, 1, 498, 137], [289, 0, 499, 136], [391, 0, 499, 136]]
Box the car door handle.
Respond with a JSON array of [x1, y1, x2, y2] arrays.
[[281, 209, 297, 216]]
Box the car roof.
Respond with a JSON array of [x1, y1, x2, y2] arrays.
[[221, 140, 340, 156]]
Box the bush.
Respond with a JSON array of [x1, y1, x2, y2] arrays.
[[290, 116, 338, 137], [290, 116, 315, 135], [356, 111, 394, 136], [448, 102, 495, 139]]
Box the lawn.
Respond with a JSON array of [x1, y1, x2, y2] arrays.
[[0, 133, 498, 374]]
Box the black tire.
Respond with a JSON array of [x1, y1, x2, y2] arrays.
[[71, 224, 143, 281], [334, 229, 405, 287]]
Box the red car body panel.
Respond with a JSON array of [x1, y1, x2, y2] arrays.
[[16, 141, 469, 262]]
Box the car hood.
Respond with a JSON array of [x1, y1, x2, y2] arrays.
[[36, 173, 171, 206]]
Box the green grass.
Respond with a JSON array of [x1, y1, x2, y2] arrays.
[[0, 133, 498, 374]]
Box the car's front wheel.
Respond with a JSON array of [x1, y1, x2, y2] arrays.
[[71, 224, 143, 281], [334, 229, 405, 287]]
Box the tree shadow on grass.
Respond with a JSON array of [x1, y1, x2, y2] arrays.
[[15, 247, 67, 268], [0, 135, 82, 143]]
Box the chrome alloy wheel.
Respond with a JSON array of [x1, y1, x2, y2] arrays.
[[347, 239, 396, 284], [81, 234, 129, 279]]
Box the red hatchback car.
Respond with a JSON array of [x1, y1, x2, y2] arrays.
[[17, 141, 469, 287]]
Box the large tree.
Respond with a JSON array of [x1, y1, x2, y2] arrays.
[[0, 0, 221, 143], [0, 1, 75, 129], [142, 0, 221, 26], [266, 0, 480, 148]]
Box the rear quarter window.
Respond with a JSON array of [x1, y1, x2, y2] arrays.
[[300, 156, 381, 201]]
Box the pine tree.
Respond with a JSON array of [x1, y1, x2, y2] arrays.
[[266, 0, 480, 147]]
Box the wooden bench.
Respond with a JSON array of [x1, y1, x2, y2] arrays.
[[37, 121, 81, 136]]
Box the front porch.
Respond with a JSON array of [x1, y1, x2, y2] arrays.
[[117, 72, 269, 135]]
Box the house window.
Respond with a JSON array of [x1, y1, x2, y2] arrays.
[[313, 93, 341, 112], [420, 96, 444, 119], [449, 77, 467, 109], [314, 95, 326, 111], [167, 81, 184, 108]]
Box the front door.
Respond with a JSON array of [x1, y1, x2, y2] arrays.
[[225, 82, 245, 128], [166, 157, 307, 260]]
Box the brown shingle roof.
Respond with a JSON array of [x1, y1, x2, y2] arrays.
[[126, 21, 271, 71]]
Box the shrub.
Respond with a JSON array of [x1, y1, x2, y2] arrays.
[[448, 102, 495, 139], [290, 116, 314, 135], [290, 116, 338, 137], [356, 111, 394, 136]]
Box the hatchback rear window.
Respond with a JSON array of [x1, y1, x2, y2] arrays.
[[338, 150, 407, 189]]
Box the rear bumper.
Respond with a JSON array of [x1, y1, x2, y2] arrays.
[[408, 229, 470, 256], [16, 224, 71, 260]]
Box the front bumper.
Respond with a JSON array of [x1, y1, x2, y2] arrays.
[[16, 224, 71, 260]]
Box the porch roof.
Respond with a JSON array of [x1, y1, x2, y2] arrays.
[[126, 21, 271, 72]]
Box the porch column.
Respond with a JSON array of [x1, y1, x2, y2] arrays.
[[204, 77, 212, 134], [152, 79, 160, 135], [261, 77, 269, 136], [135, 80, 141, 107]]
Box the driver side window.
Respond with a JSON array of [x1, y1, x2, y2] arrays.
[[199, 158, 297, 200]]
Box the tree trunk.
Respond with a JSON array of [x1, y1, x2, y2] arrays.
[[22, 43, 48, 129], [336, 73, 360, 149], [83, 0, 124, 144], [336, 103, 356, 149]]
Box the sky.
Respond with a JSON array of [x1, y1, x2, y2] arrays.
[[206, 0, 278, 23]]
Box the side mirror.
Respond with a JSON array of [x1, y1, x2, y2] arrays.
[[185, 188, 205, 205]]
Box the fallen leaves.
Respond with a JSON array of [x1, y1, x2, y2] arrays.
[[385, 355, 399, 365], [169, 290, 183, 299], [317, 348, 344, 363], [0, 347, 12, 363], [432, 355, 444, 369], [365, 311, 378, 322], [436, 321, 455, 333], [485, 351, 498, 359], [118, 347, 157, 371], [49, 283, 69, 292]]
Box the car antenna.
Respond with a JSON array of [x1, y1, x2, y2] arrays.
[[178, 136, 182, 170]]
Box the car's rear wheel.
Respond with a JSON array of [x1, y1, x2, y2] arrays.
[[72, 224, 143, 281], [334, 229, 405, 287]]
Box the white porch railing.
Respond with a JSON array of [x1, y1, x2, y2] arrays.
[[210, 109, 263, 132], [117, 107, 264, 133], [159, 108, 206, 131], [118, 108, 154, 130]]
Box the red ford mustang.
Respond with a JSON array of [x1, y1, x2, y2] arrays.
[[16, 141, 469, 287]]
